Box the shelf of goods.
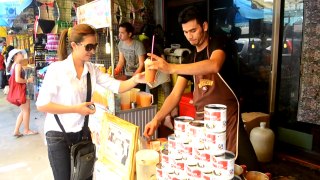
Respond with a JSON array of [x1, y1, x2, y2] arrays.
[[34, 34, 59, 99]]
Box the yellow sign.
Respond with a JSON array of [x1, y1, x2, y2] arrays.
[[0, 27, 7, 37], [98, 113, 139, 180]]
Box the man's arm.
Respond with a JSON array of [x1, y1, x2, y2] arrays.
[[147, 49, 225, 75], [115, 52, 125, 75], [144, 77, 188, 138], [134, 54, 145, 75]]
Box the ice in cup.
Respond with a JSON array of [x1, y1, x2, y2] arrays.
[[144, 57, 157, 83]]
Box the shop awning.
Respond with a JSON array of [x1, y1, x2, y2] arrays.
[[234, 0, 273, 20], [0, 0, 33, 27]]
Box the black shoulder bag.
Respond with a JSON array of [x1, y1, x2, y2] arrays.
[[54, 72, 96, 180]]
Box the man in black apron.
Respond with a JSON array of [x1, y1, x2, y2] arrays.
[[144, 6, 259, 170]]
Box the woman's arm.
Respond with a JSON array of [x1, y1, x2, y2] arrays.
[[118, 73, 145, 93], [37, 102, 95, 116]]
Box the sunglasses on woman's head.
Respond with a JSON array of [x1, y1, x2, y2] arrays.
[[77, 43, 98, 51]]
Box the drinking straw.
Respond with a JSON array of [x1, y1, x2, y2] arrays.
[[151, 35, 155, 61]]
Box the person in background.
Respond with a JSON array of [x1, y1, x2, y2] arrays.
[[115, 22, 146, 90], [4, 45, 15, 81], [143, 6, 259, 170], [7, 49, 38, 137], [0, 50, 5, 89], [36, 24, 146, 180]]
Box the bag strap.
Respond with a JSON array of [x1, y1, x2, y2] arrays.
[[54, 72, 92, 147], [83, 72, 91, 139]]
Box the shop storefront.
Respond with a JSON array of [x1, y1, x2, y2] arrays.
[[155, 0, 320, 171], [231, 0, 320, 164], [89, 0, 320, 178], [194, 0, 319, 165]]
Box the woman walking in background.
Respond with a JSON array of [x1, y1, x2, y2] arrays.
[[7, 49, 38, 137], [4, 45, 14, 81], [0, 50, 5, 89]]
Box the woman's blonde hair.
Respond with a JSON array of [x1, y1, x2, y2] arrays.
[[57, 24, 96, 60]]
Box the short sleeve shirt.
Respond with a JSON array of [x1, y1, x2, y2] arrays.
[[36, 54, 121, 133], [118, 39, 146, 76], [179, 35, 239, 94], [179, 36, 224, 79]]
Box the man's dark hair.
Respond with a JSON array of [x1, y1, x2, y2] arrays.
[[178, 6, 206, 25], [119, 22, 134, 37]]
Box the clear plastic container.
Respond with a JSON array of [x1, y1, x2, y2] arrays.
[[136, 149, 159, 180], [130, 88, 140, 103], [120, 91, 131, 110]]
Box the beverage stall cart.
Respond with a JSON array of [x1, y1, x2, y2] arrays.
[[76, 0, 157, 179]]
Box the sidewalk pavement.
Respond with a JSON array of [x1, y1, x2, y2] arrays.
[[0, 91, 53, 180]]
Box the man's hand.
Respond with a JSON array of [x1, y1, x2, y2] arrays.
[[143, 119, 161, 139], [146, 53, 172, 74], [114, 67, 121, 75]]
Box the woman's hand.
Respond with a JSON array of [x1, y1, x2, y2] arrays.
[[76, 102, 96, 115], [132, 72, 146, 84]]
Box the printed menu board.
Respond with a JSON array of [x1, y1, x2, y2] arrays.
[[96, 113, 139, 180]]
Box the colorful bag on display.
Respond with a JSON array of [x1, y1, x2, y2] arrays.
[[6, 67, 26, 106]]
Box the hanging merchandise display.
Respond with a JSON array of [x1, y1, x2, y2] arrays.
[[45, 33, 59, 51], [55, 0, 78, 34], [35, 0, 58, 34], [34, 34, 58, 99], [56, 0, 73, 22]]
